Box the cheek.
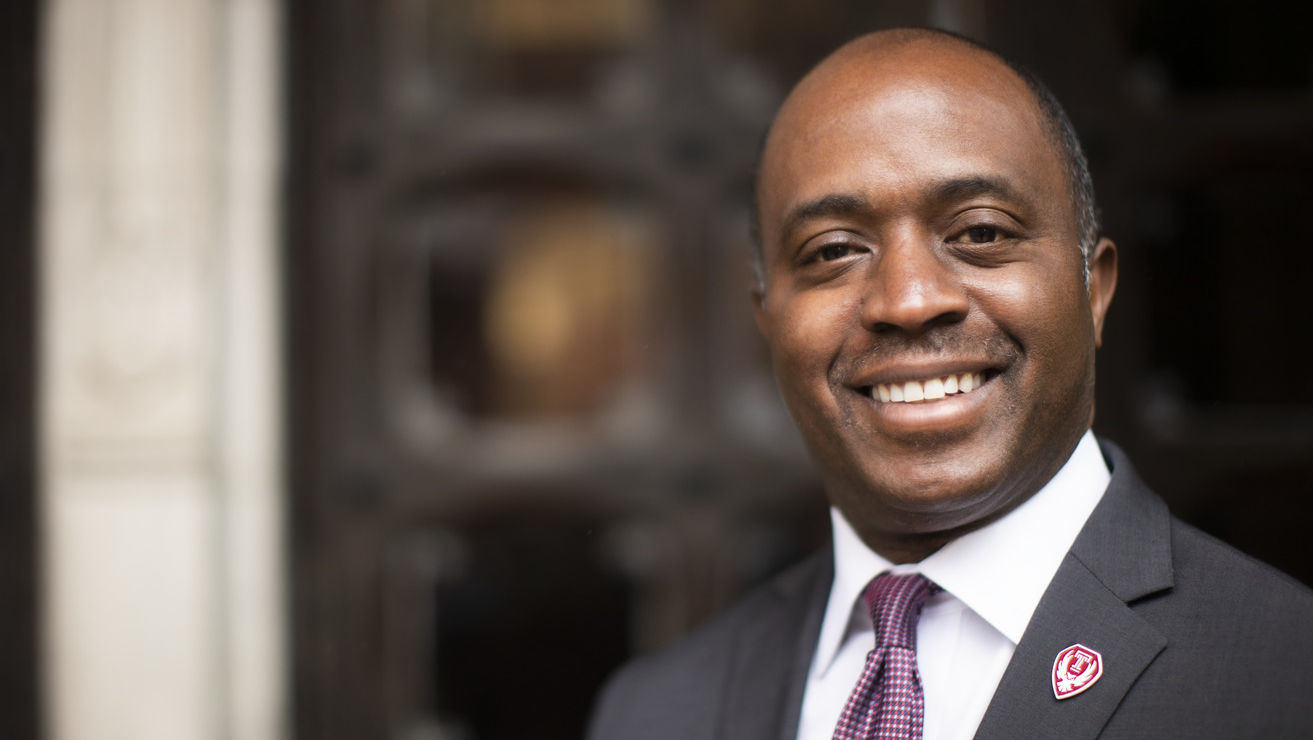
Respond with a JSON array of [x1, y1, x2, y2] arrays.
[[977, 267, 1097, 417], [976, 263, 1090, 344], [771, 291, 854, 370], [763, 291, 857, 424]]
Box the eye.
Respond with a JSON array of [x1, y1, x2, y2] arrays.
[[816, 243, 854, 261], [965, 226, 999, 243]]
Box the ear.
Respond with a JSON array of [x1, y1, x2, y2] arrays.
[[1087, 238, 1117, 348]]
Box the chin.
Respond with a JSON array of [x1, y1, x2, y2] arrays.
[[831, 452, 1022, 531]]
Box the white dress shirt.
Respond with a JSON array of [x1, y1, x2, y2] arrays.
[[796, 431, 1111, 740]]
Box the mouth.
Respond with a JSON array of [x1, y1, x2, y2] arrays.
[[866, 370, 994, 403], [848, 366, 1001, 436]]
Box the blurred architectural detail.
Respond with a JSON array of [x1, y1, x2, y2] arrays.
[[474, 0, 652, 47], [39, 0, 284, 738], [10, 1, 1307, 738], [286, 1, 1312, 739], [288, 2, 830, 738], [481, 200, 658, 418]]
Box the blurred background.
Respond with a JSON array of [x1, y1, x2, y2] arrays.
[[3, 0, 1312, 738]]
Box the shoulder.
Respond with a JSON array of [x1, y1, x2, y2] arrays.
[[586, 552, 829, 740], [1110, 515, 1313, 734], [1097, 439, 1313, 621], [1158, 516, 1313, 632], [1074, 441, 1313, 734]]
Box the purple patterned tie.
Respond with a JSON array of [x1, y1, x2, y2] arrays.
[[832, 573, 940, 740]]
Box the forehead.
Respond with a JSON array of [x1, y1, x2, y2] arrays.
[[759, 42, 1068, 238]]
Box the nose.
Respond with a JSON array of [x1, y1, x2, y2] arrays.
[[860, 233, 969, 334]]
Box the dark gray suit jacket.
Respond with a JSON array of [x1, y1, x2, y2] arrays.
[[588, 443, 1313, 738]]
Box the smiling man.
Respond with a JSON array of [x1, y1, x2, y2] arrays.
[[588, 29, 1313, 740]]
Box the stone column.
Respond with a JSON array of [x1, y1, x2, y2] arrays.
[[39, 1, 284, 737]]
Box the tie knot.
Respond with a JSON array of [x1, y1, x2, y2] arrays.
[[862, 573, 939, 650]]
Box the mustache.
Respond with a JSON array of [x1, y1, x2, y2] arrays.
[[839, 329, 1019, 372]]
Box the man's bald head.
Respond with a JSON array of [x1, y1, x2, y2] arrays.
[[750, 29, 1100, 289], [748, 28, 1119, 561]]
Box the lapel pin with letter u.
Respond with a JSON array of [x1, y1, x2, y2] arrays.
[[1052, 643, 1103, 700]]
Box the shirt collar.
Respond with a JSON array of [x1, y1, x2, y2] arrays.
[[812, 430, 1111, 678]]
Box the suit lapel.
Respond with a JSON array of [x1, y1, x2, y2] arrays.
[[974, 443, 1173, 740], [717, 551, 831, 740], [971, 553, 1167, 739]]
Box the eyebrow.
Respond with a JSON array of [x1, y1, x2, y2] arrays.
[[777, 175, 1027, 241], [778, 193, 874, 240], [928, 176, 1024, 206]]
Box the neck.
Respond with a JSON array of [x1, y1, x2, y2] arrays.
[[857, 524, 968, 565]]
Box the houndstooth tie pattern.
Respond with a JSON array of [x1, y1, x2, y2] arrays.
[[832, 573, 940, 740]]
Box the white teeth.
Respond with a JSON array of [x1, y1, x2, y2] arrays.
[[923, 377, 945, 400], [873, 372, 987, 404], [903, 381, 925, 402]]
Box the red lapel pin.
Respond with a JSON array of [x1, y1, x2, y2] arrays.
[[1052, 643, 1103, 700]]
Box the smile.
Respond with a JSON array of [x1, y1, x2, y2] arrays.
[[870, 371, 986, 403]]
